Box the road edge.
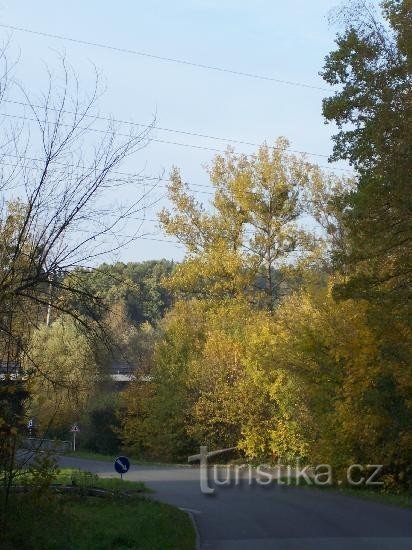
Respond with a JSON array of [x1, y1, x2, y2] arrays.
[[180, 508, 201, 550]]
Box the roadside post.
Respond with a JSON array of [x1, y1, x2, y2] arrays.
[[114, 456, 130, 480], [70, 423, 80, 451], [27, 418, 34, 438]]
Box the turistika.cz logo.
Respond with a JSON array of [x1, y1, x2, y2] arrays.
[[188, 446, 383, 494]]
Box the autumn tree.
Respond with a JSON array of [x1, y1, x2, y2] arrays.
[[63, 260, 175, 325], [160, 139, 326, 309], [320, 0, 412, 484], [26, 317, 98, 433], [0, 50, 154, 525], [120, 298, 311, 462], [322, 0, 411, 312], [121, 299, 207, 460], [269, 281, 411, 485]]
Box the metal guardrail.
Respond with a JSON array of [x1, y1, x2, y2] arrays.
[[21, 437, 72, 453]]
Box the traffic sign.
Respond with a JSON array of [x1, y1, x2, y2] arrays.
[[70, 424, 80, 451], [27, 418, 35, 437], [114, 456, 130, 477]]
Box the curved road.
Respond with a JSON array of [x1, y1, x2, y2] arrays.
[[58, 456, 412, 550]]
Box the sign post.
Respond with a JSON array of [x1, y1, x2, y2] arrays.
[[27, 418, 34, 438], [70, 423, 80, 451], [114, 456, 130, 480]]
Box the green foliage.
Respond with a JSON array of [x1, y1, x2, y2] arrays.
[[81, 394, 122, 455], [121, 298, 311, 462], [317, 0, 412, 486], [0, 382, 28, 435], [322, 0, 411, 313], [25, 317, 98, 432], [1, 477, 193, 550], [24, 453, 59, 495], [65, 260, 175, 325], [121, 299, 207, 460], [101, 302, 157, 375], [120, 114, 410, 489], [121, 275, 411, 489]]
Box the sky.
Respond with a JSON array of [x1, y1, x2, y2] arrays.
[[0, 1, 353, 263]]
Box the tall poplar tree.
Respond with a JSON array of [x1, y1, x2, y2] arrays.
[[160, 138, 320, 309]]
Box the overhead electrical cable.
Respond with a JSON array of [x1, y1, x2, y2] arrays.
[[0, 23, 329, 91], [0, 112, 352, 173], [3, 98, 331, 159]]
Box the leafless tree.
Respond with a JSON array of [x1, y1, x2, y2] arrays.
[[0, 47, 157, 525]]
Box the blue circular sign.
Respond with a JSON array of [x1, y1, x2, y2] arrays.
[[114, 456, 130, 475]]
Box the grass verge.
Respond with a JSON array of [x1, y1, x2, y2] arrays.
[[330, 485, 412, 508], [64, 450, 187, 467], [64, 450, 125, 462], [2, 469, 195, 549], [276, 477, 411, 508], [55, 468, 148, 493], [3, 493, 195, 549]]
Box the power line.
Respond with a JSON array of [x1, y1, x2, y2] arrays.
[[0, 23, 329, 92], [137, 235, 182, 247], [108, 233, 183, 247], [0, 154, 348, 244], [120, 218, 324, 241], [2, 142, 353, 203], [0, 112, 352, 173], [0, 111, 221, 153], [4, 98, 331, 159], [1, 153, 216, 194], [2, 151, 350, 199]]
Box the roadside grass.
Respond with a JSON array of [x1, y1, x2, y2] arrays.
[[3, 492, 195, 550], [8, 467, 146, 493], [67, 495, 195, 550], [329, 486, 412, 508], [64, 450, 125, 462], [2, 469, 195, 549], [276, 477, 412, 508], [54, 468, 148, 493], [64, 449, 187, 467]]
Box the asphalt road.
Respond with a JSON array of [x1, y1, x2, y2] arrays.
[[58, 456, 412, 550]]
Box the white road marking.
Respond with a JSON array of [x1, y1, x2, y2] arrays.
[[179, 507, 202, 515]]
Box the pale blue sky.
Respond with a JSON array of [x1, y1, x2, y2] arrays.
[[0, 1, 354, 262]]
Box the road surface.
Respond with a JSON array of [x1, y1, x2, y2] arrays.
[[58, 456, 412, 550]]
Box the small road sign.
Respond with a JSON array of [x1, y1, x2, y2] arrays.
[[114, 456, 130, 478], [27, 418, 35, 437], [70, 424, 80, 451]]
